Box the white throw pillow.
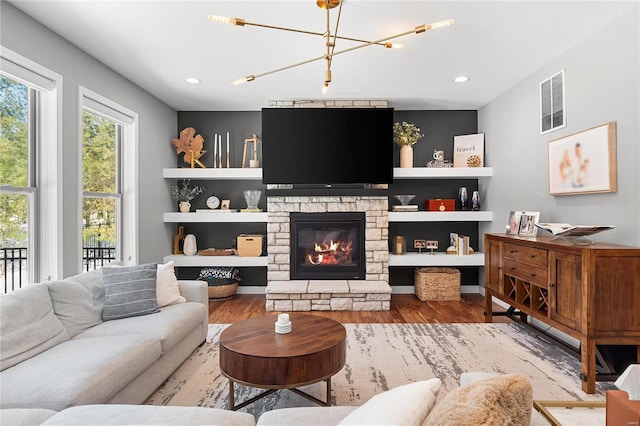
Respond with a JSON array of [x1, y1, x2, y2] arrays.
[[156, 261, 186, 307], [338, 378, 442, 426]]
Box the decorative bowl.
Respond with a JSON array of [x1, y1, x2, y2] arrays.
[[394, 194, 416, 206]]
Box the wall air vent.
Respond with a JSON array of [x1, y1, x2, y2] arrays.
[[540, 69, 565, 135]]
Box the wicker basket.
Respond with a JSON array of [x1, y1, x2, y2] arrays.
[[207, 282, 238, 301], [414, 267, 460, 301]]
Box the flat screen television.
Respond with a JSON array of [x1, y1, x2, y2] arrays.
[[261, 107, 394, 185]]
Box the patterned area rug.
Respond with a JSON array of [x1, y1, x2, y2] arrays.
[[146, 323, 612, 420]]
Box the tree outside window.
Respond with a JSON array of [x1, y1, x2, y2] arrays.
[[0, 75, 33, 291], [82, 110, 120, 270]]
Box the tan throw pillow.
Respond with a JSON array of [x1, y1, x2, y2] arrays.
[[423, 374, 533, 426]]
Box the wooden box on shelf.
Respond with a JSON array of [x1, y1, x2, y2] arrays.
[[427, 199, 455, 212], [237, 234, 263, 257]]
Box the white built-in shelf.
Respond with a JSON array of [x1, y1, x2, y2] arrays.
[[388, 252, 485, 267], [163, 168, 262, 180], [393, 167, 493, 179], [164, 167, 492, 180], [388, 211, 493, 222], [163, 254, 268, 267], [163, 212, 268, 223]]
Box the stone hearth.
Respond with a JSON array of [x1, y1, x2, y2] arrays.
[[266, 196, 391, 311]]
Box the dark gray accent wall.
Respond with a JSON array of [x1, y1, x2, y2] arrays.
[[177, 109, 479, 287]]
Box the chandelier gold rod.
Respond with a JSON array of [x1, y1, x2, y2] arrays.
[[227, 20, 394, 48], [237, 22, 447, 84], [328, 0, 343, 68]]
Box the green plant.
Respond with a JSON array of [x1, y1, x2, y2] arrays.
[[170, 179, 205, 202], [393, 121, 424, 146]]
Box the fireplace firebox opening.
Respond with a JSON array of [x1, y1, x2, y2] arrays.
[[290, 212, 365, 280]]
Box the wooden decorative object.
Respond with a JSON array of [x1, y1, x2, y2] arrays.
[[198, 248, 236, 256], [173, 226, 185, 254], [173, 127, 207, 168]]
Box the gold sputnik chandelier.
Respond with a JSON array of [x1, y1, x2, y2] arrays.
[[208, 0, 453, 92]]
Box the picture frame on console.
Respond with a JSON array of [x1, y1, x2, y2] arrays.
[[505, 211, 540, 237], [547, 121, 617, 196], [517, 212, 540, 237]]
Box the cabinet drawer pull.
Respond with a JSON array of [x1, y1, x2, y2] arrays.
[[530, 273, 536, 277], [549, 282, 555, 287], [510, 267, 516, 270], [530, 254, 536, 258], [510, 249, 517, 254]]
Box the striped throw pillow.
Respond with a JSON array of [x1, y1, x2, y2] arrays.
[[102, 263, 159, 321]]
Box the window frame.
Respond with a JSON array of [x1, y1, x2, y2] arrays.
[[78, 87, 137, 270], [1, 46, 62, 284]]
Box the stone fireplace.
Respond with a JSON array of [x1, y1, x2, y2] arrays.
[[266, 196, 391, 311], [264, 99, 391, 312]]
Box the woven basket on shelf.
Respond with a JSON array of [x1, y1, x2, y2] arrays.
[[207, 282, 238, 301], [414, 267, 460, 301]]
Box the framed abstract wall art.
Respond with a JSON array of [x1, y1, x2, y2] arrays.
[[548, 122, 617, 196]]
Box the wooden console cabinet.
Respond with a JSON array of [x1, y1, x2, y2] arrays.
[[484, 233, 640, 394]]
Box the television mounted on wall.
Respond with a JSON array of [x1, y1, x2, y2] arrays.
[[261, 107, 394, 186]]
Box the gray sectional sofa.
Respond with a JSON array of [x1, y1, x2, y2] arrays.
[[0, 264, 542, 426], [0, 264, 208, 411]]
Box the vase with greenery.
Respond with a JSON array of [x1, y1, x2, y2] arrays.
[[393, 121, 424, 168], [170, 179, 205, 213]]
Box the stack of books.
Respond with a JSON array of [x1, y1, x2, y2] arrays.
[[392, 205, 418, 212]]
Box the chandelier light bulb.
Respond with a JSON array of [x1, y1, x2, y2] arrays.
[[453, 75, 469, 83], [384, 43, 405, 49], [208, 15, 245, 26], [185, 77, 200, 84], [230, 75, 255, 86], [428, 19, 454, 30], [322, 83, 329, 94]]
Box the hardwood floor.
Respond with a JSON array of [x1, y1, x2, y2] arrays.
[[208, 293, 512, 324]]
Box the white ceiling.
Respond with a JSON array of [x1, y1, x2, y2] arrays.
[[8, 1, 637, 111]]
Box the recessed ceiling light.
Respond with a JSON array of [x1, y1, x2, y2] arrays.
[[453, 75, 469, 83], [185, 77, 200, 84]]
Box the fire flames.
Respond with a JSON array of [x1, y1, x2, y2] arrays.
[[306, 239, 353, 265]]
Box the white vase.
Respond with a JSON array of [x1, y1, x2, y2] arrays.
[[400, 145, 413, 168], [183, 234, 197, 256], [179, 201, 191, 213]]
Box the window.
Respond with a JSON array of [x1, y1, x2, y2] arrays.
[[1, 48, 61, 291], [80, 88, 137, 271], [540, 69, 566, 135], [82, 110, 120, 271], [0, 76, 35, 291]]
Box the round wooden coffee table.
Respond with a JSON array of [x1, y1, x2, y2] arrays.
[[219, 313, 346, 410]]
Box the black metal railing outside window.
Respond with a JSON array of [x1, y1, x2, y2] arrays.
[[1, 247, 28, 293], [1, 242, 116, 293]]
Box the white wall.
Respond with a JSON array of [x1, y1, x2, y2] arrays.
[[1, 2, 177, 277], [479, 6, 640, 247]]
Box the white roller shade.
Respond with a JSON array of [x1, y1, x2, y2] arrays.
[[0, 48, 56, 91], [82, 93, 135, 126]]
